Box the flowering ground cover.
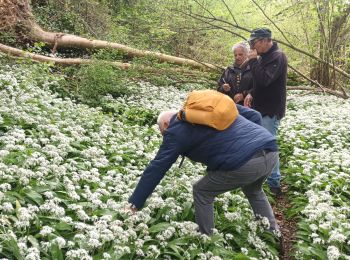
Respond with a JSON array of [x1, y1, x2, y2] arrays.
[[0, 60, 349, 259], [279, 94, 350, 259]]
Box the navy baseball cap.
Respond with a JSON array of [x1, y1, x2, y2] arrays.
[[248, 28, 272, 43]]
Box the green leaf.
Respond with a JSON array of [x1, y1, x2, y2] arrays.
[[22, 188, 44, 205], [309, 247, 327, 259], [168, 237, 190, 246], [210, 234, 225, 243], [148, 222, 171, 233], [33, 185, 51, 193], [55, 222, 72, 232], [189, 248, 203, 258], [234, 253, 250, 260], [92, 209, 117, 218], [3, 238, 23, 260], [28, 235, 40, 249], [50, 243, 64, 260], [5, 191, 25, 203], [181, 201, 193, 220], [211, 247, 236, 258], [162, 251, 184, 259], [167, 244, 180, 255]]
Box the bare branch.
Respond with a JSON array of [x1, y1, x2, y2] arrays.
[[180, 52, 224, 71], [288, 64, 348, 99], [177, 10, 246, 40], [250, 0, 293, 45], [287, 86, 348, 99], [220, 0, 238, 25], [183, 10, 350, 80]]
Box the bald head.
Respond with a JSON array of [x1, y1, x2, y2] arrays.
[[157, 110, 177, 135]]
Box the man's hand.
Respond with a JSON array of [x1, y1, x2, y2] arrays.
[[248, 49, 258, 60], [222, 83, 231, 92], [124, 205, 138, 215], [233, 93, 244, 104], [244, 94, 253, 108]]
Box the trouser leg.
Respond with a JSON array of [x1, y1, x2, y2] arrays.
[[243, 152, 279, 230], [262, 116, 281, 188], [193, 151, 279, 235], [193, 176, 216, 235]]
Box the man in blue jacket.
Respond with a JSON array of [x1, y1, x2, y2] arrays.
[[128, 105, 279, 235]]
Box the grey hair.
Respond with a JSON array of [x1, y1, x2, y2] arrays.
[[232, 42, 249, 53], [157, 110, 178, 127]]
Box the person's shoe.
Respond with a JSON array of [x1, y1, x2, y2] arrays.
[[270, 187, 282, 197], [277, 234, 284, 256]]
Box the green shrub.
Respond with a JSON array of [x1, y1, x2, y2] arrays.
[[287, 71, 306, 86], [75, 61, 132, 104], [0, 31, 17, 46]]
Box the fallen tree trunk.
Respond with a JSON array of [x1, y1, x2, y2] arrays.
[[29, 25, 221, 70], [0, 43, 130, 68], [0, 0, 221, 71], [0, 43, 217, 79]]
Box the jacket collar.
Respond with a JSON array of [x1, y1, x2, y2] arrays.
[[261, 41, 278, 58], [228, 64, 250, 72]]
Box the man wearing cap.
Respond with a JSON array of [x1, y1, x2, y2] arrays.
[[244, 28, 287, 196]]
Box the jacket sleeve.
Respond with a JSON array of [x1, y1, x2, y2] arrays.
[[240, 69, 254, 97], [236, 104, 262, 125], [248, 53, 287, 88], [128, 132, 181, 209], [217, 69, 227, 92]]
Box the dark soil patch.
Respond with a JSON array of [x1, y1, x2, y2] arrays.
[[272, 185, 298, 259]]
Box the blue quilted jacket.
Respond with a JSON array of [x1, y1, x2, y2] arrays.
[[129, 105, 277, 209]]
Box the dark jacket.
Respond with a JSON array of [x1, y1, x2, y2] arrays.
[[129, 105, 277, 209], [217, 65, 253, 105], [248, 42, 287, 119]]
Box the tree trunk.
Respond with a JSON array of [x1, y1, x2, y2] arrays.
[[0, 43, 216, 79], [0, 0, 221, 71], [28, 25, 220, 70], [0, 42, 130, 67], [310, 1, 350, 89]]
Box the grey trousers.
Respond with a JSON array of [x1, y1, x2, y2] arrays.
[[193, 151, 279, 235]]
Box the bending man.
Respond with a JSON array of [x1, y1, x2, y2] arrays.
[[128, 105, 279, 235]]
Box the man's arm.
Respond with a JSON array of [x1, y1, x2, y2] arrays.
[[217, 69, 231, 93], [217, 70, 226, 90], [236, 104, 262, 125], [128, 133, 181, 209]]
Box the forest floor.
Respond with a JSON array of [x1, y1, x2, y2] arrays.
[[272, 185, 298, 260]]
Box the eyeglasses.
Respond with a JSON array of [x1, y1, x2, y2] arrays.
[[249, 39, 261, 47]]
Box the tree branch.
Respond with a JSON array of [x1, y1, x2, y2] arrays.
[[179, 9, 350, 80], [288, 64, 348, 99], [220, 0, 238, 26], [250, 0, 293, 45]]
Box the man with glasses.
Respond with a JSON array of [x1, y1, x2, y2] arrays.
[[244, 28, 288, 197]]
